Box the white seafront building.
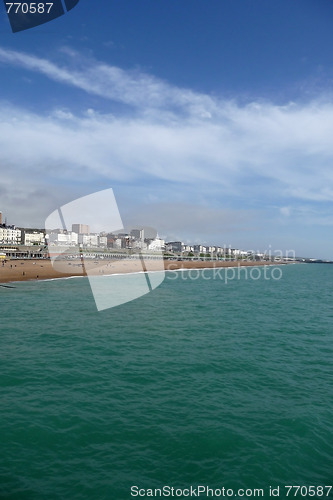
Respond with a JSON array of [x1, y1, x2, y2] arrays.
[[78, 234, 107, 248], [24, 231, 46, 246], [48, 232, 79, 246], [0, 226, 21, 245], [47, 230, 107, 249], [147, 237, 165, 251]]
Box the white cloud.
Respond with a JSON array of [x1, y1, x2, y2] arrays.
[[0, 46, 333, 240]]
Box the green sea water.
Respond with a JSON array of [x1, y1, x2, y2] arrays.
[[0, 264, 332, 499]]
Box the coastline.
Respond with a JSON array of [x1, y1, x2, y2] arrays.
[[0, 258, 286, 285]]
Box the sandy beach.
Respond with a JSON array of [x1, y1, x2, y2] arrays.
[[0, 258, 283, 284]]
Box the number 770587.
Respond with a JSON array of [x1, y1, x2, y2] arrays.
[[6, 3, 54, 14]]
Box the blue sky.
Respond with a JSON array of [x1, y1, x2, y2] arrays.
[[0, 0, 333, 258]]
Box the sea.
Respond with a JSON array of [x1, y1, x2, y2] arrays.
[[0, 263, 332, 500]]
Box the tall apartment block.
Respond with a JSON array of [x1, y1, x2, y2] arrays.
[[72, 224, 90, 234], [130, 228, 144, 240]]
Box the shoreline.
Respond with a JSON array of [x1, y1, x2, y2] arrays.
[[0, 258, 288, 285]]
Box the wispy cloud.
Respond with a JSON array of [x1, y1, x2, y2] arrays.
[[0, 47, 217, 115]]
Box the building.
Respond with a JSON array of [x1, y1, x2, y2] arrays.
[[78, 234, 107, 247], [106, 234, 116, 248], [48, 232, 78, 246], [113, 238, 123, 249], [182, 245, 194, 253], [166, 241, 184, 253], [0, 226, 21, 245], [24, 231, 45, 246], [193, 245, 206, 254], [132, 239, 147, 250], [147, 238, 165, 251], [78, 234, 97, 247], [99, 236, 107, 248], [212, 246, 223, 254], [131, 228, 144, 241], [72, 224, 89, 235]]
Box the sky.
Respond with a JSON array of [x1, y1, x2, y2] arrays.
[[0, 0, 333, 258]]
